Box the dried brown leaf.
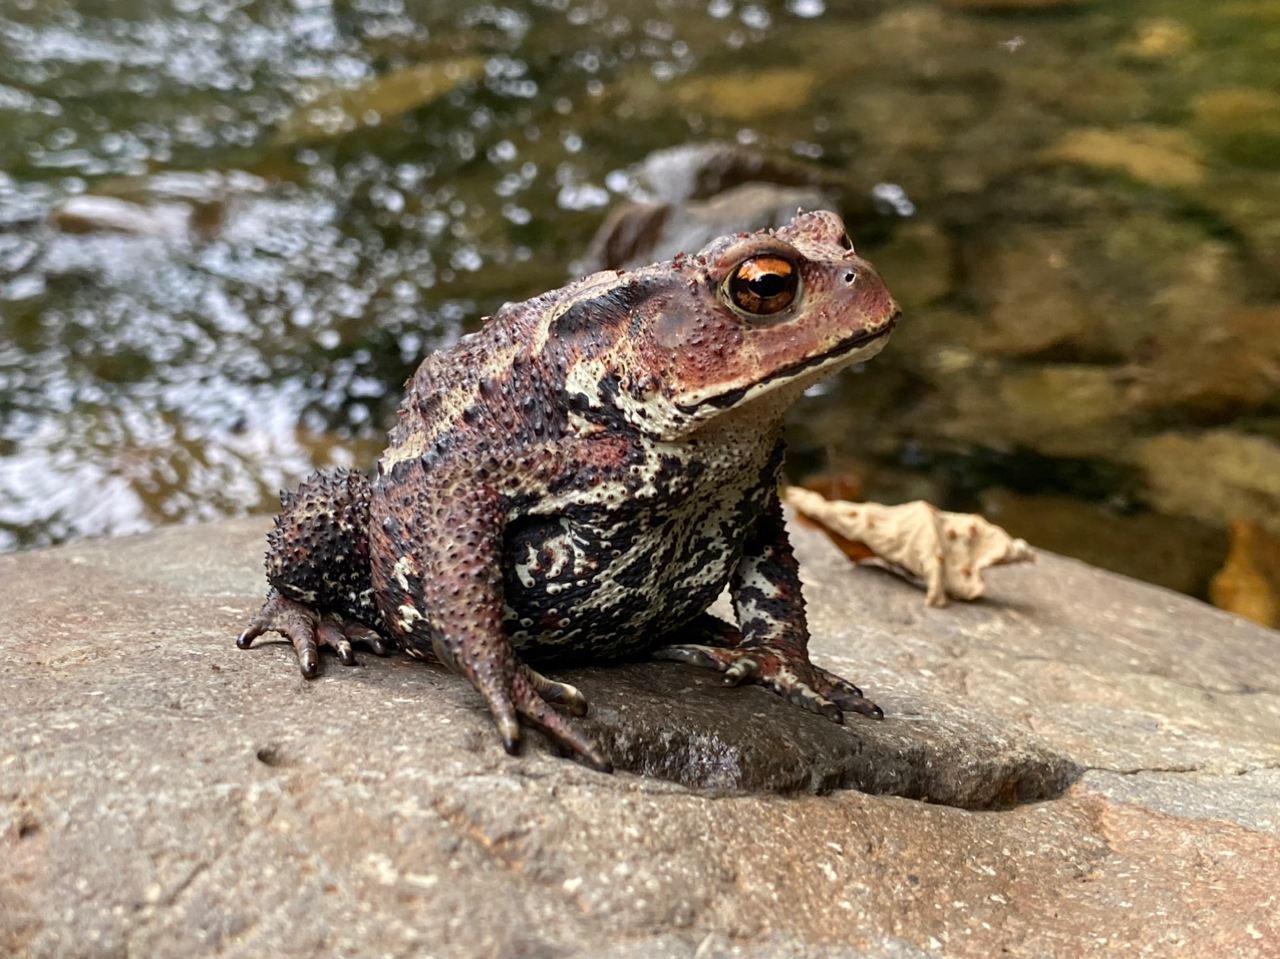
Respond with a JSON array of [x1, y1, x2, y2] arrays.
[[785, 487, 1034, 607]]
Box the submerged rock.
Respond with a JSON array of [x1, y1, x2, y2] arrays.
[[1041, 126, 1206, 188], [1118, 18, 1195, 60], [1134, 430, 1280, 536], [579, 181, 835, 273], [1135, 306, 1280, 417], [941, 363, 1129, 460], [622, 142, 833, 206], [666, 69, 818, 123], [50, 196, 193, 243]]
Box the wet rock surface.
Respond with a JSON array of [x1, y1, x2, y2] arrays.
[[566, 663, 1075, 805], [4, 515, 1279, 957]]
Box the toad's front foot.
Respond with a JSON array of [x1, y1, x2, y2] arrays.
[[237, 589, 394, 677], [654, 641, 884, 723]]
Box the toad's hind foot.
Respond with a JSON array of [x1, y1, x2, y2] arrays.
[[237, 588, 394, 678], [653, 641, 883, 723], [475, 663, 611, 773]]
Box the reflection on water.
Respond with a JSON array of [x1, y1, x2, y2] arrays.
[[0, 0, 1278, 605]]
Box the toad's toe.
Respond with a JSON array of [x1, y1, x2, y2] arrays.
[[237, 589, 391, 677], [655, 641, 882, 724]]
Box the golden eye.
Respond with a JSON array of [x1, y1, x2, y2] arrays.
[[725, 255, 799, 316]]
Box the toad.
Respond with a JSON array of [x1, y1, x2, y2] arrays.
[[237, 210, 900, 772]]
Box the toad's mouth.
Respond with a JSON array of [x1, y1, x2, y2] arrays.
[[679, 311, 901, 414]]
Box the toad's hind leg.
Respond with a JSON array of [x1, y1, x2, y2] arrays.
[[369, 479, 612, 772], [237, 467, 395, 676]]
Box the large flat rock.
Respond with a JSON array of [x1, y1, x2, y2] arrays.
[[3, 515, 1279, 957]]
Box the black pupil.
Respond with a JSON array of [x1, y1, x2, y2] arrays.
[[749, 272, 788, 298]]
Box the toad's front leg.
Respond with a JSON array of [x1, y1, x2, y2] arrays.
[[655, 491, 883, 722], [369, 474, 612, 772]]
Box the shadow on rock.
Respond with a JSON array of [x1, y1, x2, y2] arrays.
[[541, 662, 1079, 807]]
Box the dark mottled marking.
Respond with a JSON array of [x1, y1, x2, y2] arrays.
[[552, 277, 662, 340]]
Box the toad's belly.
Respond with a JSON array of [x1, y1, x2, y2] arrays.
[[499, 502, 746, 663]]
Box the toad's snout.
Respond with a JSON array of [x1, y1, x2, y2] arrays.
[[840, 254, 900, 334]]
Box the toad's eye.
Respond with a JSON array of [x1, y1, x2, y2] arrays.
[[725, 255, 800, 317]]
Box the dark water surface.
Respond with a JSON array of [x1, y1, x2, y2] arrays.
[[1, 0, 1278, 600]]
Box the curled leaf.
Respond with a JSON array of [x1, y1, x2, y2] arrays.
[[785, 487, 1035, 607]]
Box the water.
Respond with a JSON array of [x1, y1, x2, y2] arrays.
[[1, 0, 1277, 601]]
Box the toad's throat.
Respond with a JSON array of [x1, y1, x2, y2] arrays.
[[678, 313, 900, 414]]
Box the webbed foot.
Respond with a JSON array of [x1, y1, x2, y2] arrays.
[[237, 589, 393, 678], [654, 640, 883, 723]]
